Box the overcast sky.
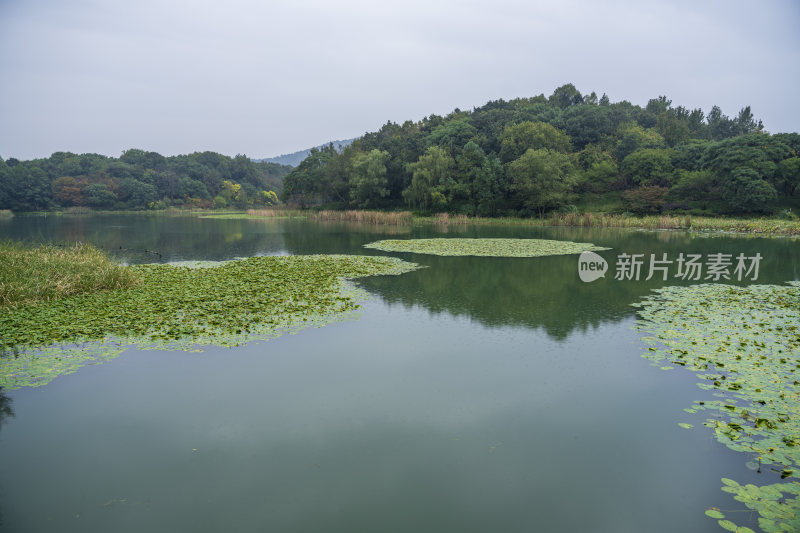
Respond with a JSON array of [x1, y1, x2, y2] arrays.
[[1, 0, 798, 161]]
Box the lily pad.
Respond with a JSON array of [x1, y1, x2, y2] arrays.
[[364, 238, 609, 258], [0, 254, 420, 389], [635, 281, 800, 530]]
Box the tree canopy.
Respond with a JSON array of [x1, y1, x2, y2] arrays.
[[277, 84, 796, 217]]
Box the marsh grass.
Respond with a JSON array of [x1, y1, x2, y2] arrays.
[[0, 210, 13, 219], [313, 210, 413, 225], [246, 208, 307, 218], [0, 241, 138, 307], [417, 212, 800, 235]]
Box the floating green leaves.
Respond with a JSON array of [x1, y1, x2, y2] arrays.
[[0, 254, 419, 389], [363, 238, 609, 257], [635, 282, 800, 532]]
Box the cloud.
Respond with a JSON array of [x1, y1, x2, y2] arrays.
[[1, 0, 798, 160]]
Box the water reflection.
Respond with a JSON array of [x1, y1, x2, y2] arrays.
[[0, 387, 13, 433], [3, 214, 799, 341]]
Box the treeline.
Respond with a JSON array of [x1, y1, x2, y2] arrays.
[[282, 84, 800, 216], [0, 150, 291, 211]]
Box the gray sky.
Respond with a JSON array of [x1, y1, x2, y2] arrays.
[[1, 0, 798, 161]]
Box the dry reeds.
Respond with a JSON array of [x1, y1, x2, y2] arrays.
[[246, 208, 306, 218], [313, 210, 413, 225]]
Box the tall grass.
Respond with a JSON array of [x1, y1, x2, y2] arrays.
[[246, 208, 306, 218], [418, 212, 799, 235], [313, 210, 413, 225], [0, 241, 138, 307], [0, 210, 13, 218]]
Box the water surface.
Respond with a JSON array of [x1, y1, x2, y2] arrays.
[[0, 214, 797, 532]]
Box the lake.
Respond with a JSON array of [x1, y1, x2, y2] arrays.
[[0, 213, 798, 532]]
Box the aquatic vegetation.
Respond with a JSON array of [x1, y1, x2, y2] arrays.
[[635, 282, 800, 531], [313, 210, 413, 225], [364, 238, 609, 257], [0, 254, 419, 389], [0, 241, 138, 306], [201, 209, 307, 220], [409, 212, 800, 236]]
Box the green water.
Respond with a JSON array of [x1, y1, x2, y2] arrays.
[[0, 214, 798, 532]]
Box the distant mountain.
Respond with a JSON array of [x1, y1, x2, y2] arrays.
[[256, 138, 355, 167]]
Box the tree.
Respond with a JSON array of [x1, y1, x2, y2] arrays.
[[506, 149, 575, 216], [403, 147, 455, 211], [614, 122, 665, 161], [549, 83, 583, 108], [281, 147, 334, 207], [474, 154, 505, 217], [117, 178, 157, 209], [349, 149, 390, 208], [178, 177, 210, 200], [425, 117, 478, 155], [557, 105, 615, 149], [722, 167, 777, 213], [700, 133, 790, 188], [84, 183, 118, 208], [777, 157, 800, 197], [578, 160, 619, 192], [8, 166, 52, 211], [669, 170, 715, 204], [620, 149, 675, 187], [52, 176, 87, 206], [499, 121, 572, 162], [455, 141, 490, 215]]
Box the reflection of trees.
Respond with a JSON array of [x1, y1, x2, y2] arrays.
[[0, 387, 14, 433], [358, 254, 647, 339], [5, 214, 799, 340], [4, 214, 288, 263]]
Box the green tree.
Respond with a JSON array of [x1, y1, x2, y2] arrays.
[[669, 169, 716, 204], [474, 154, 505, 216], [557, 105, 615, 149], [403, 147, 455, 211], [777, 157, 800, 197], [84, 183, 118, 208], [456, 141, 489, 215], [614, 122, 665, 161], [178, 177, 210, 200], [549, 83, 583, 108], [499, 121, 572, 162], [722, 167, 777, 213], [620, 149, 675, 187], [506, 149, 575, 216], [425, 117, 478, 155], [578, 160, 619, 192], [349, 149, 390, 208]]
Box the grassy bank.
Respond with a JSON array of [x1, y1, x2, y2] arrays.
[[0, 241, 138, 307], [413, 212, 800, 236]]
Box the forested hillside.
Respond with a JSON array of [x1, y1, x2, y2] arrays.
[[0, 150, 291, 211], [282, 84, 800, 216]]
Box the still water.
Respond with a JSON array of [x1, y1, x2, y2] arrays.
[[0, 214, 798, 532]]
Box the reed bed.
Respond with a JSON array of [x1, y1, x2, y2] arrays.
[[0, 209, 14, 218], [420, 212, 799, 236], [313, 210, 413, 225], [0, 241, 138, 307], [246, 208, 306, 218]]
